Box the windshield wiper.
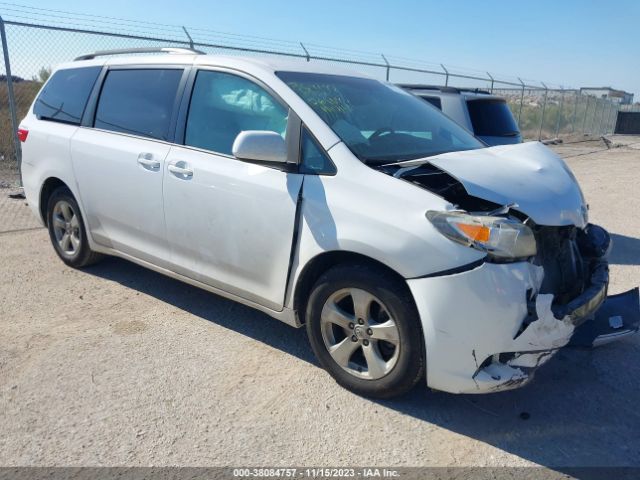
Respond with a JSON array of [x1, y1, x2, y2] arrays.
[[392, 165, 421, 178]]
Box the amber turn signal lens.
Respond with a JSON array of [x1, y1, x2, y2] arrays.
[[426, 210, 537, 260], [456, 223, 490, 243]]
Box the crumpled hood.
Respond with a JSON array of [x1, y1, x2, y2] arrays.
[[422, 142, 588, 228]]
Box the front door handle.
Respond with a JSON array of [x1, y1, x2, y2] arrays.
[[168, 162, 193, 178], [137, 152, 160, 170]]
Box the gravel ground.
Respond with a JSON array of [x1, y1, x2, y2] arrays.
[[0, 162, 20, 190], [0, 137, 639, 469]]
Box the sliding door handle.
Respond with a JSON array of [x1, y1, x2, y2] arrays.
[[137, 152, 160, 170]]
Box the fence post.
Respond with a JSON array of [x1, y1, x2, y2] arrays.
[[538, 82, 548, 141], [594, 99, 603, 134], [554, 88, 565, 137], [582, 95, 591, 134], [381, 54, 390, 82], [597, 100, 606, 135], [486, 72, 494, 93], [570, 92, 579, 133], [440, 64, 449, 86], [182, 26, 194, 49], [589, 99, 598, 134], [605, 104, 611, 134], [517, 77, 525, 125], [0, 15, 21, 186], [610, 104, 619, 134], [604, 101, 612, 135], [598, 100, 605, 134], [299, 42, 310, 62]]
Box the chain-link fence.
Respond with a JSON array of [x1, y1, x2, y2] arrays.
[[494, 87, 621, 140], [0, 6, 623, 187]]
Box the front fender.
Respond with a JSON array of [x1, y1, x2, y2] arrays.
[[286, 162, 486, 313]]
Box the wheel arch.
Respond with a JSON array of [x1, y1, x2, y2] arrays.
[[293, 250, 414, 325], [39, 177, 70, 226]]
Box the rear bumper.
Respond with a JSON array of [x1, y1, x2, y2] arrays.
[[408, 229, 638, 394], [20, 162, 44, 224]]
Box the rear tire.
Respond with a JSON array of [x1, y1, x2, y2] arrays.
[[46, 187, 103, 268], [306, 263, 425, 399]]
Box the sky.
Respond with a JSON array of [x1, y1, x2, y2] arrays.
[[2, 0, 639, 97]]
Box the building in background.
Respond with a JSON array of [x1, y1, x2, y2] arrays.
[[580, 87, 634, 104]]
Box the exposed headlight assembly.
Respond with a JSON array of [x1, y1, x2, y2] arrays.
[[426, 211, 537, 260]]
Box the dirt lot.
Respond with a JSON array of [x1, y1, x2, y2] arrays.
[[0, 137, 639, 469]]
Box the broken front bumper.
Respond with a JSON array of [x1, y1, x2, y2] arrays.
[[408, 255, 639, 394]]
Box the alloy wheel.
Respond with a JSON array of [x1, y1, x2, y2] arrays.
[[320, 288, 400, 380], [52, 200, 81, 257]]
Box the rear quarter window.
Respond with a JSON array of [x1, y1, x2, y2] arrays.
[[419, 96, 442, 110], [466, 99, 520, 137], [33, 66, 102, 125]]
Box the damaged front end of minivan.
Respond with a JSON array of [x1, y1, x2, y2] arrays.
[[384, 142, 640, 394]]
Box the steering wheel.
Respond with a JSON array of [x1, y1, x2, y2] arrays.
[[369, 127, 395, 141]]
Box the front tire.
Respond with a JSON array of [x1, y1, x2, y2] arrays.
[[46, 187, 103, 268], [306, 263, 425, 399]]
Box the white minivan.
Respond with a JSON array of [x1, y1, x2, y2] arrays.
[[19, 48, 639, 398]]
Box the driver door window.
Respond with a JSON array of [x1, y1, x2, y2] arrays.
[[185, 71, 288, 155]]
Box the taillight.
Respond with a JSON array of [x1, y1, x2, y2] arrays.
[[17, 128, 28, 142]]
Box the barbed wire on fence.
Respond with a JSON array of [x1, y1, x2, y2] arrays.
[[0, 2, 622, 182]]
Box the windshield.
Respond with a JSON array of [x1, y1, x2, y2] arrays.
[[276, 72, 484, 164], [466, 99, 520, 137]]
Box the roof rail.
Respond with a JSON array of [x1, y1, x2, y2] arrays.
[[74, 47, 205, 61], [397, 84, 460, 94], [398, 84, 493, 96], [462, 88, 491, 95]]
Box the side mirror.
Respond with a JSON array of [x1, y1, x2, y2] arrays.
[[232, 131, 288, 164]]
